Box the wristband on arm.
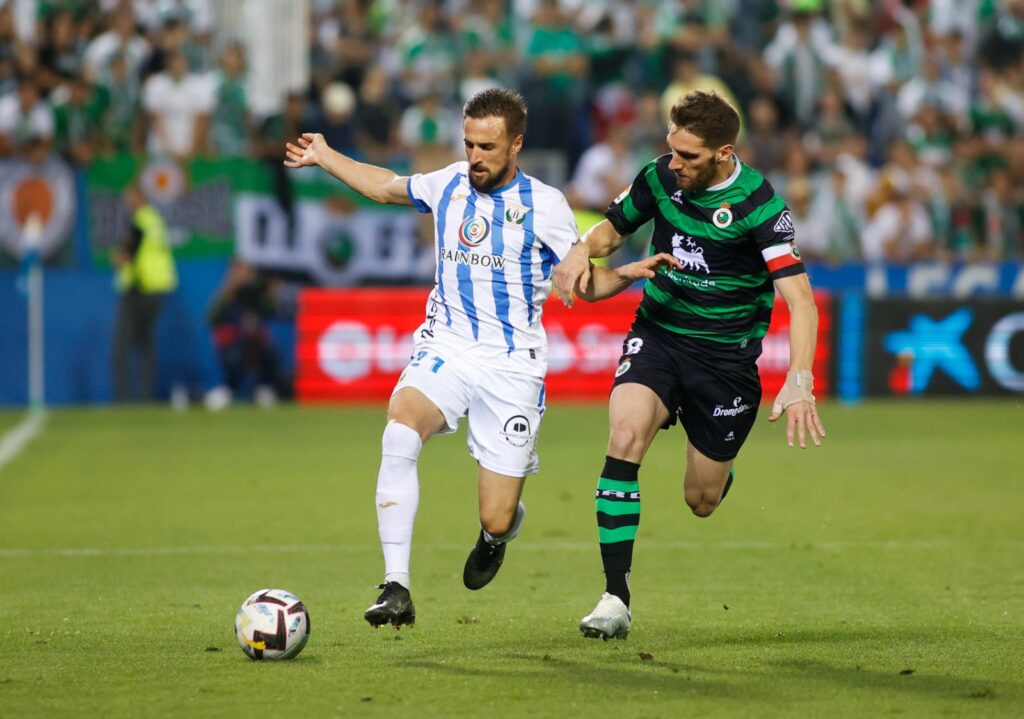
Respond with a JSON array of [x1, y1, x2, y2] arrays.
[[772, 370, 815, 415]]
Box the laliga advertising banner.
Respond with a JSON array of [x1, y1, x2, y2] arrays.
[[296, 289, 832, 402]]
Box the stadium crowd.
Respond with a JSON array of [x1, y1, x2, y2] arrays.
[[1, 0, 1023, 263]]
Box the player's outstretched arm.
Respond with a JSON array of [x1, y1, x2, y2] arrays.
[[576, 253, 681, 303], [284, 132, 412, 206], [553, 220, 627, 307], [768, 273, 827, 448]]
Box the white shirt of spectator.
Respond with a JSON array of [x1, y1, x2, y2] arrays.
[[0, 95, 54, 141], [406, 161, 578, 377], [142, 71, 214, 157], [83, 30, 151, 82], [568, 142, 635, 210], [861, 201, 932, 263]]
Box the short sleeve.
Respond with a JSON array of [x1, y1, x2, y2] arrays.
[[538, 192, 578, 263], [406, 162, 461, 215], [604, 162, 657, 236]]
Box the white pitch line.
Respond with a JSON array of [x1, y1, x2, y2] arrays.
[[0, 410, 46, 473], [0, 539, 1021, 559]]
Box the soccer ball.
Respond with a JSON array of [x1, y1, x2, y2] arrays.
[[235, 588, 310, 660]]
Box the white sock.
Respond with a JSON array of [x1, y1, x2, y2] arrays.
[[375, 421, 422, 590], [483, 501, 526, 545]]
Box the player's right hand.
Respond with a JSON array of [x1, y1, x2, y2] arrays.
[[552, 243, 591, 308], [615, 252, 683, 281], [284, 133, 325, 169]]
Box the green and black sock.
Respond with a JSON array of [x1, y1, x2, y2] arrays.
[[596, 456, 640, 607]]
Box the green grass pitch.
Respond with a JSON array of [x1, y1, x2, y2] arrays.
[[0, 400, 1021, 717]]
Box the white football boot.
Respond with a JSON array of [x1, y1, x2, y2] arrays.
[[579, 592, 631, 640]]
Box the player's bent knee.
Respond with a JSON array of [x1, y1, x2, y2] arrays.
[[608, 425, 643, 458], [691, 500, 718, 518], [684, 488, 719, 518], [480, 509, 515, 537]]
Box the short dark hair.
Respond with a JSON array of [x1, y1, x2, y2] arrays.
[[669, 91, 740, 149], [463, 88, 527, 139]]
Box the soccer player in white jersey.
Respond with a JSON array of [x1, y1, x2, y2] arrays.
[[284, 89, 591, 628]]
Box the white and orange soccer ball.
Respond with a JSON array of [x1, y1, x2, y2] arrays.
[[235, 589, 310, 660]]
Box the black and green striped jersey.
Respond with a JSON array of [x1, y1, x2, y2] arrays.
[[605, 154, 805, 344]]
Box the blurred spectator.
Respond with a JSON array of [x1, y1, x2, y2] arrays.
[[930, 167, 975, 260], [314, 0, 376, 94], [629, 89, 667, 161], [51, 74, 104, 164], [83, 7, 150, 82], [459, 0, 518, 87], [896, 53, 969, 126], [566, 123, 636, 212], [143, 16, 203, 76], [764, 6, 833, 130], [861, 174, 935, 263], [970, 67, 1024, 143], [0, 75, 53, 160], [789, 172, 862, 264], [458, 48, 501, 107], [209, 42, 248, 157], [740, 94, 787, 173], [204, 259, 284, 411], [660, 48, 743, 129], [150, 0, 215, 37], [98, 51, 142, 153], [398, 90, 459, 168], [0, 0, 1020, 267], [37, 9, 85, 93], [352, 65, 401, 164], [806, 86, 857, 165], [979, 0, 1024, 71], [142, 48, 212, 159], [112, 186, 178, 403], [822, 21, 874, 129], [979, 167, 1023, 260], [253, 91, 307, 230], [308, 80, 358, 157], [522, 0, 586, 156], [397, 0, 457, 102]]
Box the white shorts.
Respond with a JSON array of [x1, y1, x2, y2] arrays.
[[393, 335, 546, 477]]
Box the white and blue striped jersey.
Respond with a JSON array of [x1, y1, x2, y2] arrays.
[[406, 161, 578, 377]]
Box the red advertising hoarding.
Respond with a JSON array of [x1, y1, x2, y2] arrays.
[[297, 289, 831, 403]]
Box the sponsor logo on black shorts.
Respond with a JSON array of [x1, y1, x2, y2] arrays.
[[615, 360, 631, 378], [713, 396, 753, 418], [501, 415, 531, 447]]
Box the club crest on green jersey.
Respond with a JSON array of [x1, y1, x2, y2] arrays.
[[712, 203, 733, 229]]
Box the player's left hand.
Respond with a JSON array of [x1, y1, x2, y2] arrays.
[[769, 399, 826, 449], [615, 253, 683, 281], [768, 370, 826, 448]]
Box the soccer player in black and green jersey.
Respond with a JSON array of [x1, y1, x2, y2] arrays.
[[553, 90, 827, 640]]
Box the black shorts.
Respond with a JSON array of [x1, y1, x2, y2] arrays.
[[611, 317, 763, 462]]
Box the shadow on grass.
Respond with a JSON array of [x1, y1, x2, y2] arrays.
[[385, 624, 1021, 704]]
